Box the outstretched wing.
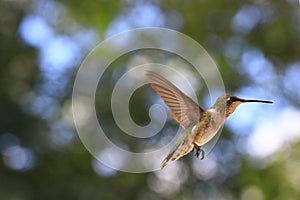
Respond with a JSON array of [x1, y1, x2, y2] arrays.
[[146, 71, 204, 129], [160, 126, 196, 169]]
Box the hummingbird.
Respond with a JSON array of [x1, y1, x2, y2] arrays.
[[146, 71, 273, 169]]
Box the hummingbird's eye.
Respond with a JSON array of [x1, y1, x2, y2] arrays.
[[229, 97, 236, 101]]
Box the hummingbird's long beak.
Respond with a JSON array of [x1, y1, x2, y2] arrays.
[[238, 98, 273, 104]]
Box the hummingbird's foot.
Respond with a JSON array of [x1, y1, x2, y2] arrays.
[[199, 149, 205, 160], [192, 143, 205, 160]]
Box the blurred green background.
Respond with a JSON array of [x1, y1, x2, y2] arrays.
[[1, 0, 300, 199]]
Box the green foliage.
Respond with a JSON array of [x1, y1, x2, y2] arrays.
[[1, 0, 300, 199]]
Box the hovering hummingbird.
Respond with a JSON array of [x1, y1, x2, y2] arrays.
[[146, 71, 273, 169]]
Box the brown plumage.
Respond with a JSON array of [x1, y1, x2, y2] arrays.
[[146, 71, 273, 169]]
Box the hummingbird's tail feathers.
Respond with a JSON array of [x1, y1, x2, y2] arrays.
[[160, 150, 181, 169], [160, 158, 172, 169], [160, 144, 193, 169], [159, 139, 194, 169]]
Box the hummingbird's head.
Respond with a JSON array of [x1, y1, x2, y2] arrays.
[[213, 94, 273, 118]]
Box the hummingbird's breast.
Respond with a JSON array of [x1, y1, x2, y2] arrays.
[[192, 108, 225, 146]]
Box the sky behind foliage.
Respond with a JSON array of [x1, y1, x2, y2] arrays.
[[1, 0, 300, 199]]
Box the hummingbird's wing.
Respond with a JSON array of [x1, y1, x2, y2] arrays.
[[146, 71, 205, 129], [160, 125, 196, 169]]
